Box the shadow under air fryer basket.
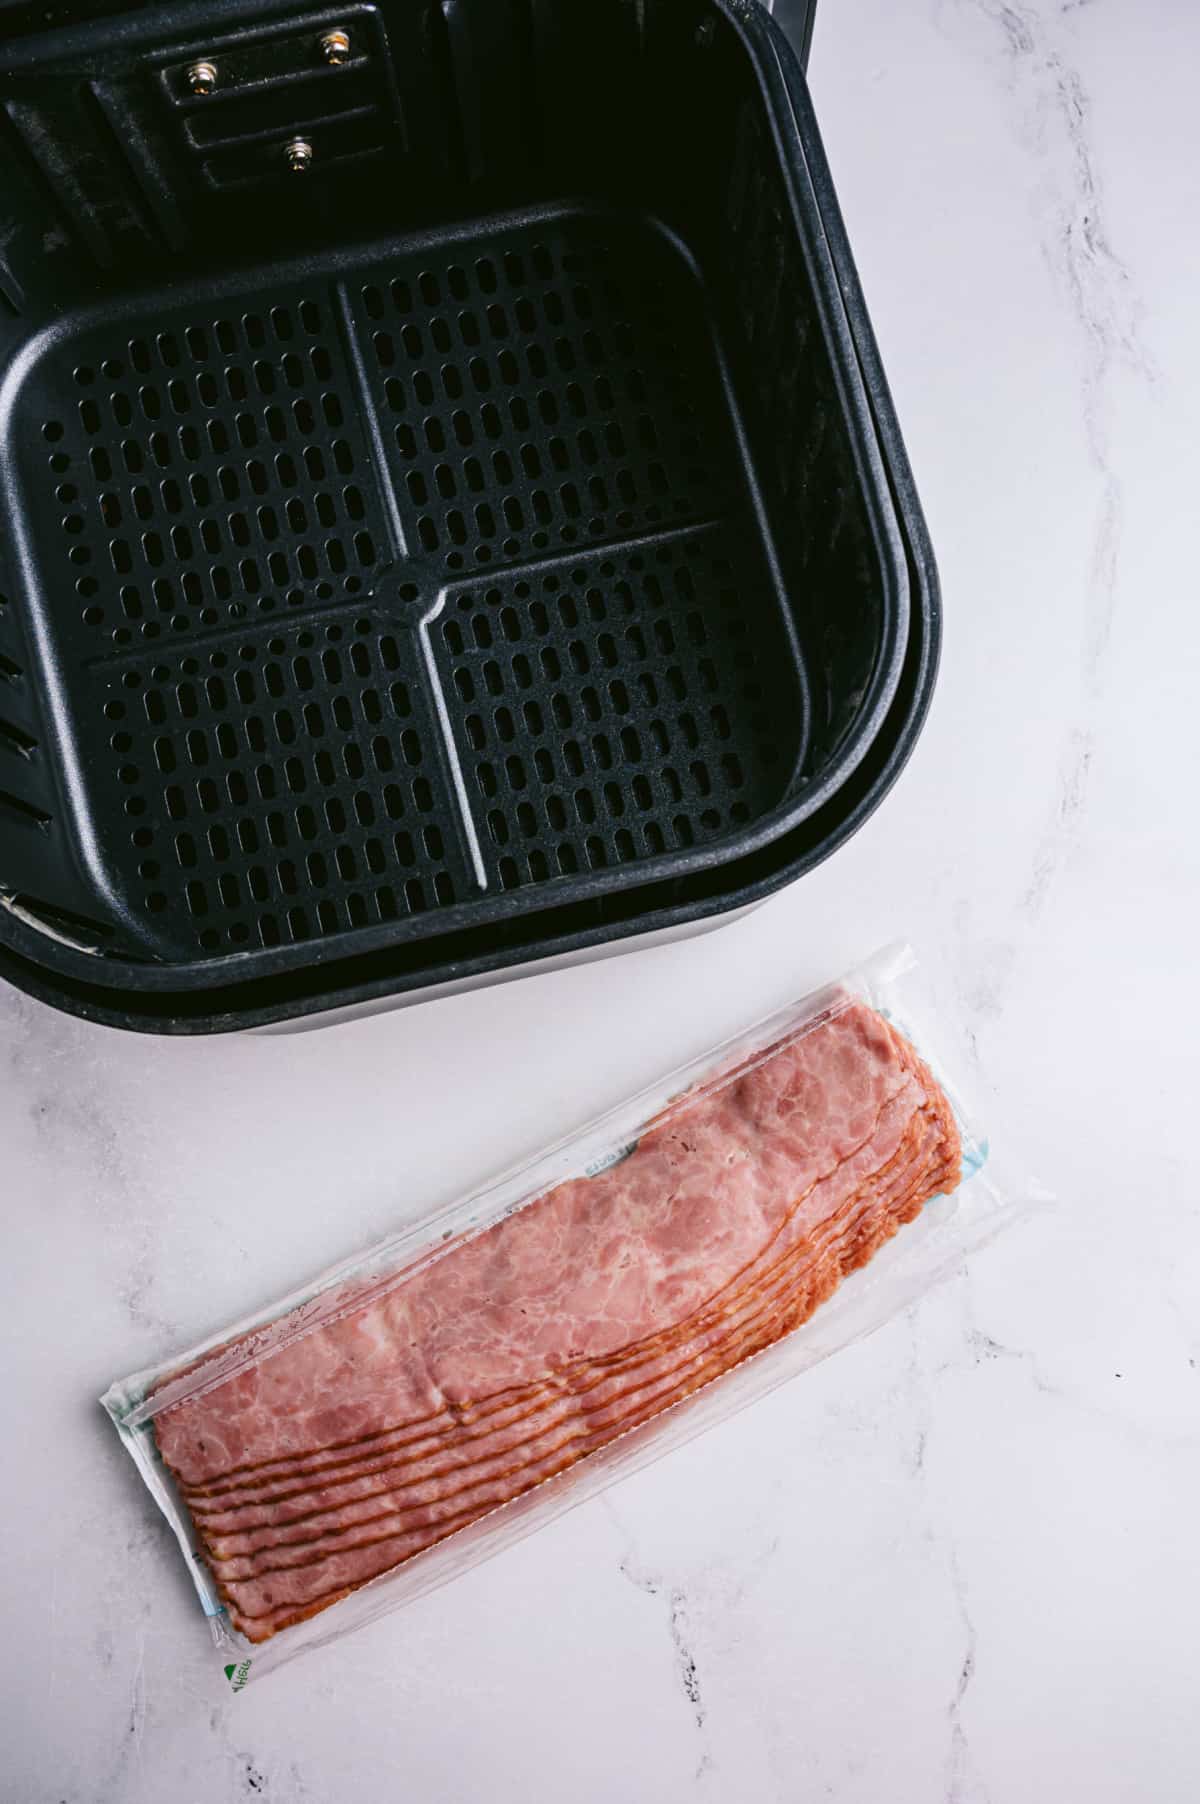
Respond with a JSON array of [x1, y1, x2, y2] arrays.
[[0, 0, 932, 1030]]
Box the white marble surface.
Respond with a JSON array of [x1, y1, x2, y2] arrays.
[[4, 1, 1199, 1798]]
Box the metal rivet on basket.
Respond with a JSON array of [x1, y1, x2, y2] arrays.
[[284, 137, 315, 173], [319, 28, 351, 65], [186, 60, 218, 96]]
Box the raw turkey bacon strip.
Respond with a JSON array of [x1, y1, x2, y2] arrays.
[[227, 1163, 957, 1642], [223, 1127, 959, 1638], [207, 1123, 957, 1580], [183, 1063, 933, 1526], [157, 1003, 915, 1490], [182, 1017, 862, 1493], [153, 1003, 962, 1642], [172, 1011, 926, 1507], [182, 1067, 940, 1542], [202, 1149, 947, 1563], [218, 1217, 918, 1590], [175, 1031, 952, 1623], [193, 1094, 954, 1559], [198, 1155, 943, 1558]]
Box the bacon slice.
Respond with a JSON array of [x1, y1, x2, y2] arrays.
[[182, 1072, 934, 1524], [154, 1003, 961, 1642], [188, 1095, 948, 1550]]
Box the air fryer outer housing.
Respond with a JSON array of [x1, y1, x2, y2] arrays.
[[0, 0, 937, 1030]]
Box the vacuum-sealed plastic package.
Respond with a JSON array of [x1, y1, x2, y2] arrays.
[[103, 945, 1028, 1687]]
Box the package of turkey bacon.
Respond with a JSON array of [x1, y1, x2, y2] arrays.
[[103, 944, 1031, 1688]]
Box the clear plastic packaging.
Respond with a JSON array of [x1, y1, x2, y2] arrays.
[[103, 945, 1028, 1688]]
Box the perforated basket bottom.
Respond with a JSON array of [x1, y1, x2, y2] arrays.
[[7, 205, 805, 965]]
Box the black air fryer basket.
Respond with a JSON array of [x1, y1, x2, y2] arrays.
[[0, 0, 937, 1030]]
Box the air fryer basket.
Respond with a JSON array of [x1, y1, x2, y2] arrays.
[[0, 0, 909, 999]]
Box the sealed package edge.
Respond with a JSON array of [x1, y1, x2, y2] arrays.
[[102, 945, 1016, 1686]]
